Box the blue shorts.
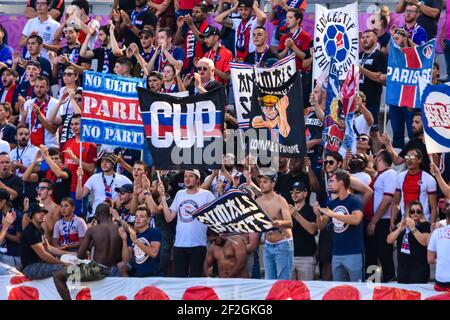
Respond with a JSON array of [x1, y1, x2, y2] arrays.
[[22, 263, 65, 280]]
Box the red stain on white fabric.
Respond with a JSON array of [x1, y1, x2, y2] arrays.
[[8, 286, 39, 300], [134, 286, 170, 300], [322, 285, 360, 300], [76, 288, 92, 300], [373, 286, 421, 300], [265, 281, 310, 300], [182, 286, 219, 300]]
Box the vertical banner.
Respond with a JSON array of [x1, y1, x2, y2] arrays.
[[230, 54, 296, 129], [138, 86, 226, 170], [248, 72, 306, 158], [386, 38, 436, 107], [81, 71, 146, 150], [421, 82, 450, 153], [341, 64, 357, 150], [313, 2, 359, 80]]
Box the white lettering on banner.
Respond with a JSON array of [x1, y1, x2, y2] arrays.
[[82, 124, 144, 144], [424, 103, 450, 128], [83, 96, 142, 121], [387, 67, 432, 84], [84, 73, 141, 94], [316, 12, 357, 33], [150, 101, 216, 148]]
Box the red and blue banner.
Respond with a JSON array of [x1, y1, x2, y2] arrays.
[[421, 82, 450, 154], [81, 71, 146, 150], [386, 38, 435, 108]]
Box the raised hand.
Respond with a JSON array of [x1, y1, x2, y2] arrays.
[[118, 226, 128, 240]]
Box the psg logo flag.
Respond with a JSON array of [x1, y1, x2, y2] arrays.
[[386, 38, 436, 108], [421, 82, 450, 154], [313, 2, 359, 80], [138, 86, 226, 170]]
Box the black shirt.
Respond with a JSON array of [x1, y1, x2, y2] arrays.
[[292, 204, 317, 257], [275, 172, 311, 205], [378, 32, 390, 50], [396, 222, 430, 265], [187, 80, 221, 96], [27, 0, 65, 22], [20, 222, 45, 268], [38, 167, 72, 204], [0, 123, 16, 146], [417, 0, 442, 38], [122, 6, 157, 47], [304, 110, 323, 160], [399, 137, 430, 172], [0, 174, 23, 209], [244, 48, 279, 67], [359, 49, 387, 109], [92, 47, 116, 74]]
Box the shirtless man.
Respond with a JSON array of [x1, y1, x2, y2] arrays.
[[53, 203, 123, 300], [204, 229, 248, 278], [255, 174, 293, 280], [37, 179, 61, 242]]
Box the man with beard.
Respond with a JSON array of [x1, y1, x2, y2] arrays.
[[204, 229, 248, 278], [0, 102, 17, 149], [118, 206, 162, 277], [80, 25, 116, 74], [114, 184, 134, 225], [0, 68, 18, 112], [15, 35, 52, 82], [401, 3, 427, 45], [159, 169, 215, 277], [183, 58, 221, 95], [49, 26, 90, 86], [10, 125, 39, 177], [244, 26, 278, 67], [215, 0, 266, 62], [175, 3, 209, 74], [18, 76, 59, 148], [381, 111, 431, 172], [256, 173, 293, 280], [391, 149, 437, 226], [359, 30, 387, 149], [0, 152, 22, 209]]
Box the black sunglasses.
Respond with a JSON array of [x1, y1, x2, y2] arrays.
[[197, 67, 208, 71], [410, 209, 422, 214], [324, 160, 335, 166]]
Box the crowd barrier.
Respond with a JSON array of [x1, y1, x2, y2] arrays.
[[1, 275, 449, 300]]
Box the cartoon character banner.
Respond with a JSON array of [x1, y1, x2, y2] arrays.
[[138, 86, 226, 170], [313, 2, 359, 80], [386, 38, 436, 107], [248, 72, 306, 158], [81, 71, 146, 150], [421, 82, 450, 153], [230, 54, 297, 129]]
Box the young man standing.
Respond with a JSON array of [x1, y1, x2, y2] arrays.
[[118, 206, 162, 277], [80, 25, 116, 74], [244, 26, 278, 67], [256, 173, 294, 280], [314, 170, 365, 282], [159, 169, 215, 277]]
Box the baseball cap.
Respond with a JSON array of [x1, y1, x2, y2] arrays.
[[0, 67, 18, 78], [290, 181, 307, 192], [200, 26, 221, 38], [0, 188, 9, 201], [30, 202, 48, 216], [139, 27, 155, 37], [115, 183, 133, 193], [185, 169, 201, 179], [101, 152, 117, 165], [257, 174, 277, 182], [238, 0, 253, 7], [26, 60, 42, 69]]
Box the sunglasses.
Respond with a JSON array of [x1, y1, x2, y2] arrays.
[[410, 209, 422, 214], [324, 160, 335, 166], [357, 137, 369, 142], [404, 155, 417, 161], [197, 67, 208, 71], [63, 72, 75, 77], [140, 35, 151, 40], [36, 186, 49, 191]]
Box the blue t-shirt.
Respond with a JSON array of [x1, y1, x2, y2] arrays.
[[153, 47, 185, 73], [327, 194, 364, 256], [0, 210, 23, 257], [0, 43, 13, 67], [403, 24, 428, 46], [128, 226, 162, 277]]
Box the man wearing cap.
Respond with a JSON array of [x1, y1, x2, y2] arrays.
[[215, 0, 266, 62], [174, 3, 209, 74], [20, 202, 70, 283], [289, 181, 318, 280], [76, 152, 132, 221], [201, 26, 233, 85], [15, 34, 52, 82], [0, 68, 18, 110], [159, 169, 215, 277], [114, 183, 135, 225], [80, 25, 116, 74], [256, 173, 294, 280]]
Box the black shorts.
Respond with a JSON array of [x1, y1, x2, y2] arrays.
[[318, 227, 334, 263]]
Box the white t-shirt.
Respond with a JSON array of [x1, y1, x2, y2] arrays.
[[22, 16, 60, 60], [52, 216, 87, 247], [232, 16, 260, 59], [84, 172, 132, 215], [170, 188, 215, 248], [373, 169, 398, 220], [427, 225, 450, 283], [0, 140, 10, 154], [10, 144, 39, 177], [351, 172, 372, 186], [20, 97, 60, 148]]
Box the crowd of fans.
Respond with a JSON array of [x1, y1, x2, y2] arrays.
[[0, 0, 449, 300]]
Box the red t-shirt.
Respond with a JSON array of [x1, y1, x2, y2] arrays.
[[278, 28, 312, 71], [178, 0, 202, 10], [402, 171, 422, 209], [204, 45, 233, 85], [62, 137, 97, 192]]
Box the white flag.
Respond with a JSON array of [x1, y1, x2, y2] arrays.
[[313, 2, 359, 80]]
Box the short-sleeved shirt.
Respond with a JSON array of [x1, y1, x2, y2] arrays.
[[128, 227, 162, 277], [399, 137, 430, 172], [22, 16, 60, 60], [0, 174, 23, 209], [0, 209, 23, 256], [52, 216, 87, 250], [10, 144, 39, 177], [20, 222, 45, 268], [359, 49, 387, 109], [27, 0, 65, 22], [292, 204, 317, 257], [39, 166, 72, 204], [153, 46, 185, 73], [417, 0, 443, 38], [278, 29, 312, 71], [373, 169, 397, 220], [395, 170, 437, 221], [327, 194, 364, 256], [203, 45, 233, 85], [170, 189, 215, 248], [403, 23, 428, 45], [92, 47, 116, 74], [428, 225, 450, 283], [123, 6, 157, 47]]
